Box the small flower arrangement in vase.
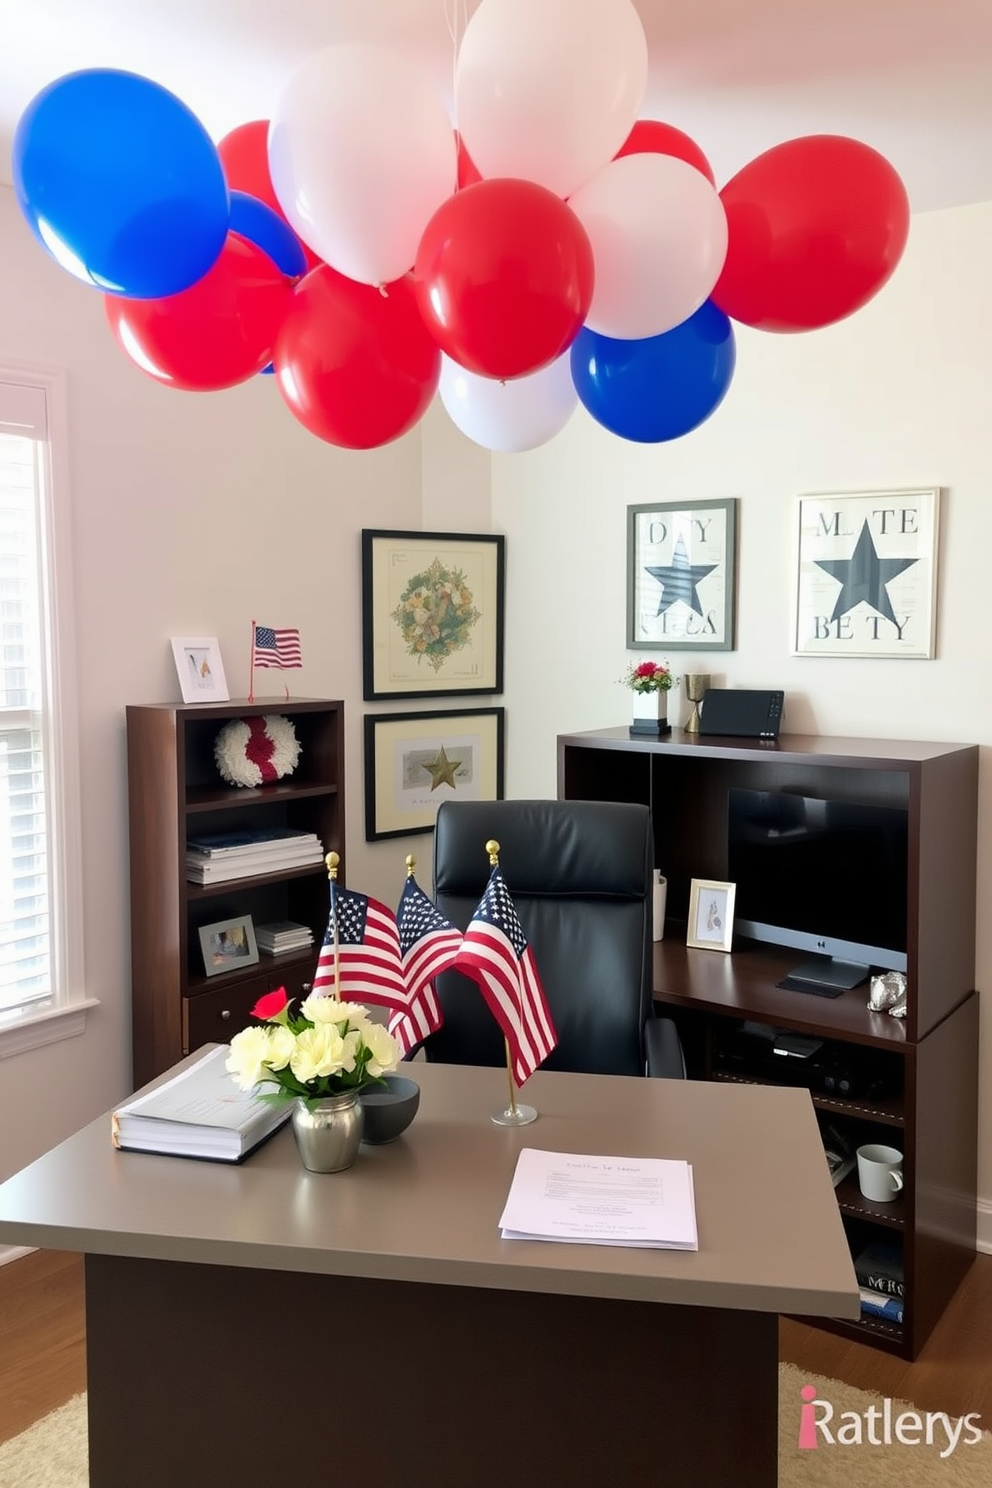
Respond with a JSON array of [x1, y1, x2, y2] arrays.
[[226, 987, 400, 1172], [621, 659, 676, 737]]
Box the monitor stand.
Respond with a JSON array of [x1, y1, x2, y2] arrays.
[[777, 957, 870, 997]]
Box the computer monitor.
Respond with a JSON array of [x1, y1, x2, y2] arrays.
[[727, 786, 909, 990]]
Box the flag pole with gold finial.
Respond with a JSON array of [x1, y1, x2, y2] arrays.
[[485, 838, 538, 1128], [326, 851, 341, 1000]]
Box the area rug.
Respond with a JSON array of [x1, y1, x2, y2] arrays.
[[1, 1370, 989, 1486]]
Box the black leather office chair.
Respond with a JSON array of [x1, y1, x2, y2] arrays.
[[423, 798, 685, 1078]]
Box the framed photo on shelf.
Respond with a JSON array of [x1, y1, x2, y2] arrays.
[[627, 499, 737, 652], [362, 529, 505, 700], [198, 915, 259, 978], [792, 487, 941, 658], [364, 707, 505, 841], [171, 636, 230, 704], [686, 879, 736, 953]]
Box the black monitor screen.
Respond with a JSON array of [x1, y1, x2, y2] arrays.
[[727, 787, 909, 972]]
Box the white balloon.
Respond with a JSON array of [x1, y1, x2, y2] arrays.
[[439, 353, 577, 452], [569, 154, 729, 339], [455, 0, 647, 199], [268, 44, 456, 285]]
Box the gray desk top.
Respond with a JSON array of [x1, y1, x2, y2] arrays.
[[0, 1058, 859, 1318]]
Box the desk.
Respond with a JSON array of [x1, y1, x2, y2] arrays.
[[0, 1060, 857, 1487]]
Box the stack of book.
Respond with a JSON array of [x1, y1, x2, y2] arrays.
[[255, 920, 315, 957], [185, 828, 324, 884], [855, 1239, 904, 1323]]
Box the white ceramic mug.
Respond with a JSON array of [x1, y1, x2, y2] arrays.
[[856, 1143, 904, 1203]]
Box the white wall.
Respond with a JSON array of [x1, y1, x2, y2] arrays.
[[491, 201, 992, 1214]]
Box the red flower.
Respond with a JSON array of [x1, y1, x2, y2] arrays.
[[635, 661, 657, 678], [252, 987, 290, 1022]]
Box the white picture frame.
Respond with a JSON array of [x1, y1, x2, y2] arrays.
[[792, 488, 941, 659], [686, 879, 736, 953], [171, 636, 230, 703]]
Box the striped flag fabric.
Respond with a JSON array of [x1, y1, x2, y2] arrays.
[[312, 882, 408, 1010], [388, 874, 463, 1056], [252, 624, 302, 669], [452, 866, 557, 1086]]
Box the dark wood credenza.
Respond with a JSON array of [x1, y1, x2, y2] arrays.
[[558, 725, 979, 1359]]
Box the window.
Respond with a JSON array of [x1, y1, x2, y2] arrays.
[[0, 369, 91, 1055]]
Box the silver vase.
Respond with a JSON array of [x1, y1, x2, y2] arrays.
[[291, 1091, 364, 1172]]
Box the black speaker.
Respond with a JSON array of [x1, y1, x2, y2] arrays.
[[697, 688, 784, 740]]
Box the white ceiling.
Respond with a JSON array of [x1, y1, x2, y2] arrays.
[[1, 0, 990, 212]]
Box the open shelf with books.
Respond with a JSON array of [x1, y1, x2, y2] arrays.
[[126, 698, 344, 1088], [558, 726, 979, 1360]]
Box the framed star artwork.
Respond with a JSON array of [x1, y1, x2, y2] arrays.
[[362, 530, 505, 700], [363, 707, 505, 841], [793, 488, 941, 658], [627, 499, 737, 651]]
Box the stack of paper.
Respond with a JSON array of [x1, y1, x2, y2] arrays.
[[111, 1045, 291, 1163], [256, 920, 315, 956], [498, 1148, 698, 1250], [185, 828, 324, 884]]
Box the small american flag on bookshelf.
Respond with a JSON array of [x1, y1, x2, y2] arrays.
[[252, 624, 302, 670]]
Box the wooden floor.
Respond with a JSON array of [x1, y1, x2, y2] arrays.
[[1, 1247, 991, 1447]]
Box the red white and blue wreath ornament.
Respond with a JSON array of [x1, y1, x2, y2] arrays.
[[214, 714, 300, 788]]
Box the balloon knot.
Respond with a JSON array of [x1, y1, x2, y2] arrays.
[[377, 282, 389, 298]]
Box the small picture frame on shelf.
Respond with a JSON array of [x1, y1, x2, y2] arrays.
[[171, 637, 230, 704], [686, 879, 736, 953], [199, 915, 259, 978]]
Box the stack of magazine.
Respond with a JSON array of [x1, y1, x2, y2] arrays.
[[186, 828, 324, 884], [256, 920, 315, 957]]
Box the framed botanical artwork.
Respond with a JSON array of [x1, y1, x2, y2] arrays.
[[793, 488, 941, 658], [362, 530, 505, 700], [171, 636, 230, 703], [364, 707, 505, 841], [627, 499, 737, 651], [198, 914, 259, 978], [685, 879, 736, 954]]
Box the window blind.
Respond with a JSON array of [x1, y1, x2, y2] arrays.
[[0, 383, 52, 1015]]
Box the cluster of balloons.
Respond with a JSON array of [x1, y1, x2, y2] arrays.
[[12, 0, 910, 452]]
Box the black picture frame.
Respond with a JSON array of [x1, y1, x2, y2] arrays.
[[362, 529, 505, 700], [627, 499, 738, 652], [364, 707, 505, 842]]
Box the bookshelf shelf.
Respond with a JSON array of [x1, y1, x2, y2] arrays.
[[126, 698, 344, 1088], [558, 725, 979, 1360]]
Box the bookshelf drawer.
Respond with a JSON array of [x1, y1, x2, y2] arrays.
[[183, 976, 271, 1055]]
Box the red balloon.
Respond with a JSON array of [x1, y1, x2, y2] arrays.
[[414, 179, 594, 379], [456, 132, 482, 188], [614, 120, 715, 184], [104, 235, 293, 390], [273, 266, 440, 449], [711, 135, 910, 332], [217, 120, 322, 272]]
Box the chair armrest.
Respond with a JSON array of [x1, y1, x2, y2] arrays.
[[645, 1016, 686, 1079]]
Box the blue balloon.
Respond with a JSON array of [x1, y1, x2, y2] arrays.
[[570, 301, 736, 443], [12, 68, 229, 299], [228, 191, 307, 280]]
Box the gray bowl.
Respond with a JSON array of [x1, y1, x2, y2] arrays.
[[359, 1075, 420, 1145]]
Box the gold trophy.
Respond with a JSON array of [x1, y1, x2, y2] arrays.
[[684, 674, 711, 734]]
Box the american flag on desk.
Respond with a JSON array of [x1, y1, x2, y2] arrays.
[[312, 881, 408, 1010], [252, 624, 302, 670], [453, 866, 557, 1086], [388, 874, 463, 1056]]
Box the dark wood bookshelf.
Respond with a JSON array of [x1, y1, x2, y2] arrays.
[[558, 726, 979, 1360], [126, 698, 344, 1089]]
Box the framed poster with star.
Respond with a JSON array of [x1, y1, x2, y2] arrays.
[[627, 499, 737, 652], [793, 488, 941, 658], [364, 707, 505, 841]]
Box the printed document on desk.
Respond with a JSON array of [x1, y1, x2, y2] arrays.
[[499, 1148, 698, 1250]]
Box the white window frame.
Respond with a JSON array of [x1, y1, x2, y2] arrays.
[[0, 361, 96, 1058]]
